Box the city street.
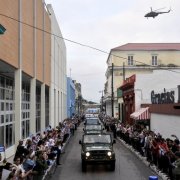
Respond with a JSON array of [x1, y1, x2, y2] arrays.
[[1, 1, 180, 180], [51, 123, 162, 180]]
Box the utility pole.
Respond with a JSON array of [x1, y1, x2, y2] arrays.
[[101, 90, 103, 112], [99, 90, 104, 112], [101, 91, 104, 112], [111, 63, 114, 117], [123, 62, 125, 81]]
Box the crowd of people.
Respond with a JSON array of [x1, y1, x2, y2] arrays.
[[100, 114, 180, 180], [0, 115, 82, 180], [1, 113, 180, 180]]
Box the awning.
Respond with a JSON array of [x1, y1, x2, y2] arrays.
[[130, 107, 150, 120]]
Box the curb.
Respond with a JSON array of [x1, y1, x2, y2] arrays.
[[117, 137, 170, 180]]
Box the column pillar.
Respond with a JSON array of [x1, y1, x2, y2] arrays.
[[14, 69, 22, 145]]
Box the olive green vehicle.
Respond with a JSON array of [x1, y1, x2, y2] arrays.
[[79, 134, 116, 172], [83, 124, 104, 135]]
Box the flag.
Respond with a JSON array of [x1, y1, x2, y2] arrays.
[[0, 145, 5, 152]]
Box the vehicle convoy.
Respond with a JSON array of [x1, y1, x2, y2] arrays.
[[79, 134, 116, 171], [83, 124, 104, 135]]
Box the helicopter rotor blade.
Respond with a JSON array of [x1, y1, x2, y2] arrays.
[[154, 7, 166, 12]]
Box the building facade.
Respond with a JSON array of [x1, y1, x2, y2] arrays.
[[104, 43, 180, 121], [48, 5, 67, 127], [67, 77, 75, 118], [0, 0, 67, 158], [120, 70, 180, 138]]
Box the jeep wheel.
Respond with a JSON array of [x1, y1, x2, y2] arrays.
[[110, 161, 115, 171], [82, 160, 86, 172]]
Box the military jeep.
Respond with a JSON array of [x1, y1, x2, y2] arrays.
[[84, 118, 100, 125], [79, 134, 116, 171], [83, 124, 104, 135]]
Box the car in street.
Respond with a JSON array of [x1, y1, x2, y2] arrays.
[[84, 117, 100, 125], [83, 124, 104, 135], [79, 134, 116, 171]]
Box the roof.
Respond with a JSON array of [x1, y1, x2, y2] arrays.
[[112, 43, 180, 51]]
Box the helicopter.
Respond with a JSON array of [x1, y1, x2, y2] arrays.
[[144, 7, 171, 18]]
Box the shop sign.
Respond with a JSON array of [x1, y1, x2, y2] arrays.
[[151, 88, 175, 104]]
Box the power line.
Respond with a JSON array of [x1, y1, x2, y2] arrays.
[[0, 13, 180, 74], [73, 72, 105, 76]]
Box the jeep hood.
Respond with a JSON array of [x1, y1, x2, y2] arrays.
[[85, 146, 111, 151]]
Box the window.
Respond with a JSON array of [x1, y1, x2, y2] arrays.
[[0, 89, 5, 99], [152, 55, 158, 66], [128, 55, 134, 66], [0, 126, 4, 145], [36, 86, 41, 132], [6, 103, 9, 111], [0, 75, 15, 148], [1, 102, 4, 111], [6, 124, 14, 147], [1, 115, 4, 123], [0, 77, 5, 87], [45, 88, 49, 128], [21, 82, 30, 138], [6, 114, 9, 122]]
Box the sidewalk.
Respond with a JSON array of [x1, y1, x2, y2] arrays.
[[117, 136, 170, 180], [1, 135, 71, 180]]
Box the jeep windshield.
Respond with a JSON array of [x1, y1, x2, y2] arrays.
[[83, 134, 111, 144], [85, 118, 100, 125], [85, 125, 102, 131]]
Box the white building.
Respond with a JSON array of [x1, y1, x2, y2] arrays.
[[48, 5, 67, 128], [132, 70, 180, 139]]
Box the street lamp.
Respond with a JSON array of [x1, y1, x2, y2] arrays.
[[0, 24, 6, 34], [106, 62, 125, 118]]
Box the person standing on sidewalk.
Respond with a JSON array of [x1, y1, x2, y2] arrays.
[[172, 152, 180, 180], [0, 150, 12, 179]]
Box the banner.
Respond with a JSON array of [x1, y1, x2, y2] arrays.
[[0, 145, 5, 152]]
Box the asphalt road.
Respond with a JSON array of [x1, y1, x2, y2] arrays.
[[51, 123, 162, 180]]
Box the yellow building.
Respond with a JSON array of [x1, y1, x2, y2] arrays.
[[104, 43, 180, 120]]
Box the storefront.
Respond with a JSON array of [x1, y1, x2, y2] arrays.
[[119, 75, 135, 125]]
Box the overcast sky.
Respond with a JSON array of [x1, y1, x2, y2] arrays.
[[45, 0, 180, 103]]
